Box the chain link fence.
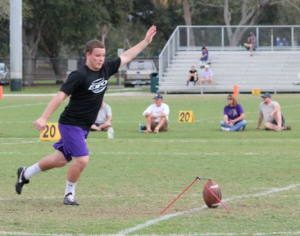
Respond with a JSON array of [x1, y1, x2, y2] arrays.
[[0, 57, 158, 85]]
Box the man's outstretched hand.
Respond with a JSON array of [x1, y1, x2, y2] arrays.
[[144, 25, 156, 44]]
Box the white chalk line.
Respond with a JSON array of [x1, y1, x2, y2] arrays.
[[1, 231, 300, 236], [0, 184, 299, 236], [0, 103, 48, 109], [3, 94, 56, 97], [118, 183, 300, 235], [0, 192, 299, 203], [1, 140, 41, 145]]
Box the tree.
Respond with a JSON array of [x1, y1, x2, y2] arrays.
[[38, 0, 132, 83], [150, 0, 195, 45], [0, 0, 11, 57], [22, 0, 48, 85], [197, 0, 300, 46], [0, 0, 9, 26], [38, 0, 105, 83], [129, 0, 184, 42]]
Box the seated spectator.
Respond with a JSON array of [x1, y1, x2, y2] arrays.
[[244, 32, 256, 56], [91, 101, 113, 131], [255, 93, 291, 131], [200, 46, 209, 67], [186, 66, 198, 86], [220, 94, 247, 131], [142, 94, 170, 133], [199, 65, 214, 85]]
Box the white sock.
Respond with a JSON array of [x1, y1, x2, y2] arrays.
[[65, 180, 76, 196], [24, 163, 42, 180]]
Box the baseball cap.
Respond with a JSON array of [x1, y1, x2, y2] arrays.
[[261, 92, 271, 98], [153, 94, 163, 100], [205, 65, 209, 68]]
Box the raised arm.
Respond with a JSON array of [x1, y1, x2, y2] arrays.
[[119, 25, 156, 68]]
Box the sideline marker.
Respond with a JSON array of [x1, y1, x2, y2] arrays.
[[40, 123, 61, 141], [0, 86, 3, 99], [233, 84, 238, 98]]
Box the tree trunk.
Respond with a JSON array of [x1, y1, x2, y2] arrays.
[[50, 58, 64, 84], [223, 0, 267, 46], [23, 31, 41, 86], [182, 0, 195, 47], [101, 25, 107, 44]]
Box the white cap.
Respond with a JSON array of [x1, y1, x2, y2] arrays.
[[205, 65, 209, 68]]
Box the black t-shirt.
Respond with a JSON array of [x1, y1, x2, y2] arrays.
[[189, 69, 197, 74], [59, 58, 121, 129]]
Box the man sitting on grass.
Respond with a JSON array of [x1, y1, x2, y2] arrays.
[[255, 93, 291, 132], [142, 94, 170, 133]]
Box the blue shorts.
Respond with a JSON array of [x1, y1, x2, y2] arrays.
[[53, 123, 90, 162]]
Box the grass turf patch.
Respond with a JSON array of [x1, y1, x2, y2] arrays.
[[0, 94, 300, 235]]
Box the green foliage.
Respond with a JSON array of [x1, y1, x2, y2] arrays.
[[0, 33, 8, 57]]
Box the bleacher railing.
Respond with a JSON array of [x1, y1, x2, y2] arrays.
[[159, 25, 300, 80]]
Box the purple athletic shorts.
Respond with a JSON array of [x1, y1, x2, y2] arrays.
[[53, 123, 90, 162]]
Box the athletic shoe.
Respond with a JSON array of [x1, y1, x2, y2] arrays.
[[15, 167, 30, 195], [221, 127, 230, 132], [275, 127, 282, 132], [283, 125, 291, 130], [63, 193, 79, 206]]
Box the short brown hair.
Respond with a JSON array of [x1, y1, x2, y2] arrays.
[[227, 94, 238, 107], [85, 40, 105, 54]]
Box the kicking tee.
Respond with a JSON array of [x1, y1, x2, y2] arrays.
[[59, 58, 120, 129]]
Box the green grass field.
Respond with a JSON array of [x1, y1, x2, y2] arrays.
[[1, 92, 300, 236]]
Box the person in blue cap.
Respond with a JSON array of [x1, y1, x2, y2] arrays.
[[142, 94, 170, 133], [255, 93, 291, 131]]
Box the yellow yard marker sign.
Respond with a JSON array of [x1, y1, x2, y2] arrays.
[[178, 111, 195, 123], [40, 123, 61, 141]]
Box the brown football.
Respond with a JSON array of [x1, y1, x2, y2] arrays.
[[202, 179, 222, 208]]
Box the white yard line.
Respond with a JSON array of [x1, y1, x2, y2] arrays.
[[0, 184, 299, 236], [0, 103, 48, 109], [118, 184, 300, 235], [1, 140, 41, 145]]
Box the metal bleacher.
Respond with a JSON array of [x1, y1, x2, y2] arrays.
[[157, 25, 300, 94], [158, 50, 300, 94]]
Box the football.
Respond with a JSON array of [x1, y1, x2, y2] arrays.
[[202, 179, 222, 208]]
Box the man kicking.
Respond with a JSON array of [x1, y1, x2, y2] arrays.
[[15, 26, 157, 205]]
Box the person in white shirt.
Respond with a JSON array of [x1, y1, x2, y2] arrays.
[[91, 101, 112, 131], [199, 65, 214, 85], [142, 94, 170, 133]]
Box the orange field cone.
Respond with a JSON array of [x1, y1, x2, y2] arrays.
[[0, 86, 3, 99], [233, 84, 238, 98]]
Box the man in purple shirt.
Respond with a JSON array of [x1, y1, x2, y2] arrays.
[[220, 94, 247, 131], [199, 65, 214, 85]]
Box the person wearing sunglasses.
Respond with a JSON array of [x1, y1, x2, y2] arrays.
[[220, 94, 247, 131]]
